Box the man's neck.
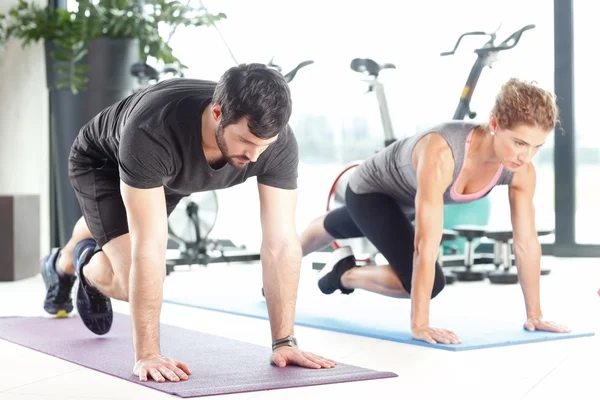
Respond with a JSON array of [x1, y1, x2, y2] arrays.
[[200, 105, 222, 163]]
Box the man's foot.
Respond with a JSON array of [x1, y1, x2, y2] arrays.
[[40, 248, 77, 317], [317, 246, 357, 295], [73, 239, 113, 335]]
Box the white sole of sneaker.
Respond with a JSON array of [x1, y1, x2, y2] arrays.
[[316, 246, 355, 280]]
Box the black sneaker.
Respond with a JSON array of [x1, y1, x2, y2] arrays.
[[317, 246, 357, 295], [73, 239, 113, 335], [40, 248, 77, 317]]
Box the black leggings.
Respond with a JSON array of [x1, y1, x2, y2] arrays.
[[323, 186, 446, 298]]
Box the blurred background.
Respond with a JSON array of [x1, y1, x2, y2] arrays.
[[0, 0, 595, 265]]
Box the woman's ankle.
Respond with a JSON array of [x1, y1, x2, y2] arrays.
[[340, 267, 355, 290]]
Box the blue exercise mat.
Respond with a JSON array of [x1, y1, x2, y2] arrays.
[[164, 291, 595, 352]]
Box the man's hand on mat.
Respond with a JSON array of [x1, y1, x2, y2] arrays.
[[271, 346, 336, 369], [524, 317, 571, 333], [412, 326, 461, 345], [133, 355, 192, 383]]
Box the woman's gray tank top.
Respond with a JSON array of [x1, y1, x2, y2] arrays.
[[347, 121, 514, 221]]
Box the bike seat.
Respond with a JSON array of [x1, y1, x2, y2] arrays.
[[485, 229, 514, 242], [452, 224, 487, 240], [130, 62, 159, 80], [441, 229, 458, 242], [350, 58, 396, 77]]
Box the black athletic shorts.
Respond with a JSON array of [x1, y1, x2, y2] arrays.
[[323, 185, 446, 298], [68, 147, 183, 248]]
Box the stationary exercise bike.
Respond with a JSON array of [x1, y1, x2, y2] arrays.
[[130, 62, 184, 92], [164, 59, 314, 275], [324, 24, 537, 278]]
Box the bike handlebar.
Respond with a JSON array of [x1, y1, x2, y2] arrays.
[[441, 24, 536, 56], [267, 58, 314, 83], [491, 24, 536, 51], [284, 60, 314, 83], [440, 31, 488, 56]]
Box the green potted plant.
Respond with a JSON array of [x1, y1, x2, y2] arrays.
[[0, 0, 226, 247], [0, 0, 226, 93]]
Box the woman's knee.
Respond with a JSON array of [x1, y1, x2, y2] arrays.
[[430, 268, 446, 299], [300, 214, 334, 255]]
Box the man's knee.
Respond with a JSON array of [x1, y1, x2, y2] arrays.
[[89, 250, 130, 301], [100, 234, 132, 301]]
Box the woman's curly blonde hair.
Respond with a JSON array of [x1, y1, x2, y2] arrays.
[[491, 78, 559, 132]]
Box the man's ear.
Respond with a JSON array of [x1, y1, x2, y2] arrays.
[[211, 104, 222, 122]]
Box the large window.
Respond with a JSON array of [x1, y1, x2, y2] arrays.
[[166, 0, 558, 249], [573, 3, 599, 245], [62, 0, 557, 250]]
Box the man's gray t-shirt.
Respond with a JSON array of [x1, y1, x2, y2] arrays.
[[74, 78, 299, 199]]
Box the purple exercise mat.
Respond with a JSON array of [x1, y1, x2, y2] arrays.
[[0, 313, 397, 397]]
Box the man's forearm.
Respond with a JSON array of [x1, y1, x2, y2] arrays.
[[514, 239, 542, 318], [261, 240, 302, 342], [129, 256, 164, 361]]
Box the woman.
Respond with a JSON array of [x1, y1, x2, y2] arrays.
[[300, 78, 571, 345]]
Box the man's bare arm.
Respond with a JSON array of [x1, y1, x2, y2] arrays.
[[120, 181, 168, 360], [257, 183, 302, 341]]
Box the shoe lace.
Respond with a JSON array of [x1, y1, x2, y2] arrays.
[[51, 278, 73, 303]]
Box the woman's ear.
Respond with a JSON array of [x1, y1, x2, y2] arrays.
[[488, 114, 499, 132]]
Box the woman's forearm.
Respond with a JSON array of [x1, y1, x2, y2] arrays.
[[410, 245, 438, 328], [514, 238, 543, 318]]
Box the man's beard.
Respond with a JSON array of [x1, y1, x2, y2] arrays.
[[215, 124, 249, 168]]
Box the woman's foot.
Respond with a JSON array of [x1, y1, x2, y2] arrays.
[[317, 246, 357, 295]]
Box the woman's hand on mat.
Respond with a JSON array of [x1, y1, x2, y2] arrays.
[[133, 355, 192, 383], [524, 317, 571, 333], [412, 326, 461, 345], [271, 346, 336, 369]]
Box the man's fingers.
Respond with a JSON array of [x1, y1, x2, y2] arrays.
[[315, 355, 337, 367], [138, 368, 148, 382], [174, 360, 192, 375], [158, 366, 180, 382], [167, 364, 189, 380], [272, 352, 286, 367], [149, 368, 165, 383], [304, 352, 334, 368], [292, 353, 321, 369]]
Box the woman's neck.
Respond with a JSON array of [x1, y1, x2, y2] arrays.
[[470, 124, 500, 164]]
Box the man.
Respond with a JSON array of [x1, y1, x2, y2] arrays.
[[40, 63, 336, 383]]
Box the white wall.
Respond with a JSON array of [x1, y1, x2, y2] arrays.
[[0, 0, 50, 256]]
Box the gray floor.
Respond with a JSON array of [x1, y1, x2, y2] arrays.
[[1, 254, 599, 400]]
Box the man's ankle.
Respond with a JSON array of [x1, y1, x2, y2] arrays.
[[56, 251, 75, 276]]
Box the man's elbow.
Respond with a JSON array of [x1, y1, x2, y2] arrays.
[[261, 234, 301, 259]]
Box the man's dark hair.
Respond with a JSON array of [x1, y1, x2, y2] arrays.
[[213, 63, 292, 139]]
